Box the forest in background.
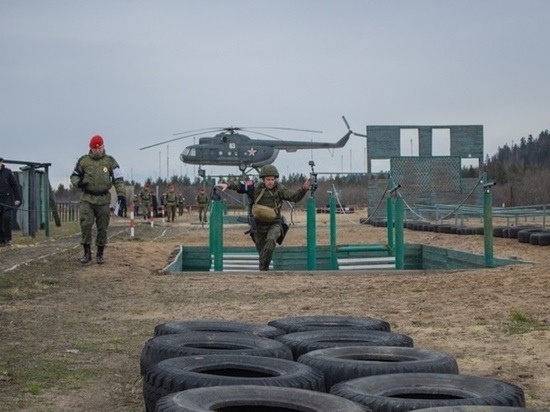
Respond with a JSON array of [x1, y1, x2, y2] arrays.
[[53, 129, 550, 208]]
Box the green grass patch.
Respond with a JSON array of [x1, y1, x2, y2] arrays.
[[503, 308, 548, 335]]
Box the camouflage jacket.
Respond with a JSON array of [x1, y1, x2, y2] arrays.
[[195, 192, 209, 206], [227, 180, 308, 222], [70, 151, 125, 205], [165, 191, 178, 205], [140, 188, 153, 206]]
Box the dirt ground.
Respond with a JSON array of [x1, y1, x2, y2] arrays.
[[0, 210, 549, 411]]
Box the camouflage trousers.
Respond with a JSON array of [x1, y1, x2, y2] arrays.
[[166, 204, 177, 221], [198, 205, 208, 222], [254, 222, 282, 270], [79, 201, 110, 247]]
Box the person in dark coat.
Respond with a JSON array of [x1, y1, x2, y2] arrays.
[[0, 157, 22, 247]]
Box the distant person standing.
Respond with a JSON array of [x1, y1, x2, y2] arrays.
[[70, 135, 126, 264], [0, 157, 22, 247], [195, 187, 209, 223], [139, 183, 153, 220], [165, 185, 178, 222], [177, 192, 185, 216]]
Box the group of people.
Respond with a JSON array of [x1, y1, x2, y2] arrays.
[[0, 133, 308, 270]]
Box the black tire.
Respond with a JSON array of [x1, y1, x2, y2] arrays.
[[516, 229, 544, 244], [267, 315, 391, 334], [154, 320, 285, 338], [507, 226, 537, 239], [155, 385, 370, 412], [492, 226, 505, 237], [298, 346, 459, 391], [140, 332, 293, 375], [535, 232, 550, 246], [330, 373, 525, 411], [413, 407, 543, 412], [143, 355, 326, 412], [276, 329, 413, 360]]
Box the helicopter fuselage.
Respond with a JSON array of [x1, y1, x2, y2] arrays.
[[179, 131, 351, 169]]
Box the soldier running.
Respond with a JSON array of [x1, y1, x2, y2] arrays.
[[217, 164, 310, 271]]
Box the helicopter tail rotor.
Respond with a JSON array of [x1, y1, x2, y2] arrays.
[[342, 115, 367, 138]]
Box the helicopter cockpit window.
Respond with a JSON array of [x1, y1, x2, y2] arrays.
[[183, 147, 196, 157]]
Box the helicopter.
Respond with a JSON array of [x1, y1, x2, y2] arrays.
[[140, 116, 364, 172]]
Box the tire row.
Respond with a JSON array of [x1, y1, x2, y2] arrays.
[[363, 218, 550, 246], [140, 316, 532, 411]]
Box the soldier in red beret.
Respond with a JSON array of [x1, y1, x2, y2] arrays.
[[165, 184, 178, 222], [70, 135, 126, 264], [195, 187, 209, 224]]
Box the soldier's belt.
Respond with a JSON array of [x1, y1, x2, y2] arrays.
[[84, 189, 110, 196]]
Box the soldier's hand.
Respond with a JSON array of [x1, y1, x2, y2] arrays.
[[303, 178, 311, 190], [217, 183, 228, 192], [77, 179, 89, 189]]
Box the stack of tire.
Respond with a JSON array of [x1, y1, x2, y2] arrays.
[[493, 225, 550, 246], [140, 316, 532, 411]]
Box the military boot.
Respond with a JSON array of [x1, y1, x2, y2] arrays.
[[96, 246, 105, 264], [80, 244, 92, 264]]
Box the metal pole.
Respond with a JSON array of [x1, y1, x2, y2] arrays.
[[211, 200, 223, 271], [395, 196, 405, 269], [329, 190, 338, 270], [306, 196, 317, 270], [386, 196, 394, 253], [482, 173, 495, 268]]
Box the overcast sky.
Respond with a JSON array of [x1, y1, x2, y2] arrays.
[[1, 0, 549, 188]]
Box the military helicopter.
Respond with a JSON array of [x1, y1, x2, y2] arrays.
[[140, 116, 362, 172]]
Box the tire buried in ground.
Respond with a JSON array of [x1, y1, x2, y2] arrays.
[[413, 407, 542, 412], [153, 320, 285, 338], [140, 332, 293, 375], [143, 355, 326, 412], [330, 373, 525, 411], [267, 315, 391, 334], [298, 346, 459, 391], [276, 329, 413, 360], [155, 385, 370, 412]]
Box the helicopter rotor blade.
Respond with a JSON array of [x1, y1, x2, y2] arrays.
[[239, 126, 323, 134], [341, 115, 367, 138], [172, 127, 227, 136], [342, 115, 351, 131], [139, 131, 201, 151]]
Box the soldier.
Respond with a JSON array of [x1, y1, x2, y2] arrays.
[[217, 164, 310, 271], [195, 187, 209, 223], [177, 192, 185, 216], [165, 184, 178, 222], [0, 157, 22, 247], [70, 135, 126, 264], [139, 183, 153, 220]]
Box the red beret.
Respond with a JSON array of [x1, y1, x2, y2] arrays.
[[169, 185, 174, 190], [89, 135, 104, 149], [200, 188, 205, 192]]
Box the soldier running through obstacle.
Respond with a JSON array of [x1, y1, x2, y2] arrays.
[[217, 164, 310, 271]]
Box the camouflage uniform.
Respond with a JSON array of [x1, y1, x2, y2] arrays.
[[139, 187, 153, 220], [165, 188, 178, 222], [195, 190, 209, 223], [177, 193, 185, 216], [70, 143, 125, 264], [226, 173, 308, 270]]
